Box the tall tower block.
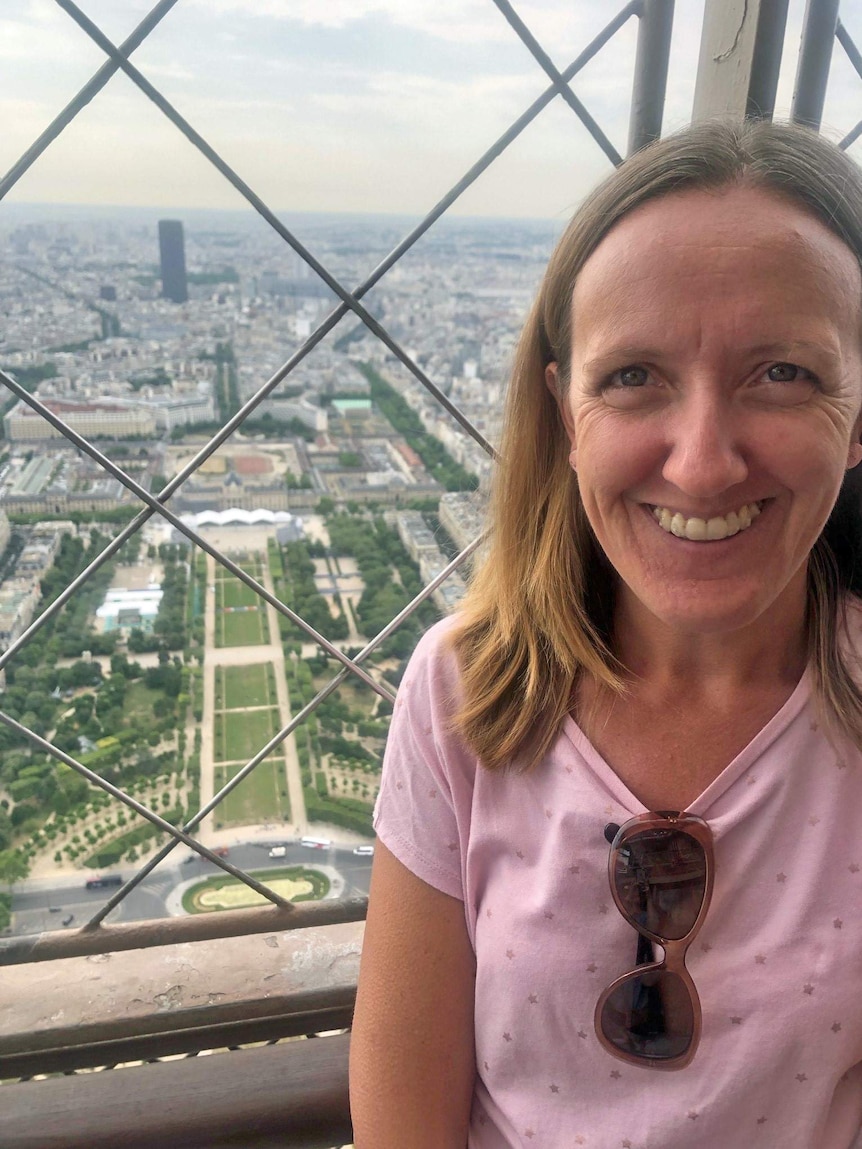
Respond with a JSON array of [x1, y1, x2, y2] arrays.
[[158, 219, 188, 304]]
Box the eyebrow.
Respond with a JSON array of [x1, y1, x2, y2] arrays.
[[580, 339, 841, 374]]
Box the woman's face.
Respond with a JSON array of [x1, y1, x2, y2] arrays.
[[553, 184, 862, 640]]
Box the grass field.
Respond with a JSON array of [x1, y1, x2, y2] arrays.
[[215, 603, 269, 647], [214, 707, 281, 763], [211, 757, 290, 825], [122, 681, 163, 724], [216, 662, 276, 710], [182, 865, 326, 913], [221, 578, 260, 609]]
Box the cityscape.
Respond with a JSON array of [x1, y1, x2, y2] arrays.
[[0, 205, 561, 936]]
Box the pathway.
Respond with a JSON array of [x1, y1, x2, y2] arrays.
[[261, 563, 308, 833]]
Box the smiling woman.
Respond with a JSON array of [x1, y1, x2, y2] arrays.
[[350, 120, 862, 1149]]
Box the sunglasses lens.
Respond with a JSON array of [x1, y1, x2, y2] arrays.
[[613, 828, 706, 940], [599, 968, 694, 1061]]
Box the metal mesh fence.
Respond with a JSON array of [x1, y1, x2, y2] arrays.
[[0, 0, 858, 959]]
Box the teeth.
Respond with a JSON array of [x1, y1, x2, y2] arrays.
[[652, 502, 763, 542]]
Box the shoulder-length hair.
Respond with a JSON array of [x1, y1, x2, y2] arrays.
[[450, 118, 862, 772]]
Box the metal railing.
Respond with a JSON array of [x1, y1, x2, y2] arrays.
[[0, 0, 859, 1144], [0, 0, 666, 961]]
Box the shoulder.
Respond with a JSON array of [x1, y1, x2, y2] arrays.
[[396, 614, 465, 720]]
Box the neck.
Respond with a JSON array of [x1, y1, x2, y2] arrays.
[[611, 577, 808, 698]]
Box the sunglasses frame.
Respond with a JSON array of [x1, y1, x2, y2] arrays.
[[594, 810, 715, 1070]]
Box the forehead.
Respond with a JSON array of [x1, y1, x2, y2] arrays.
[[571, 185, 862, 346]]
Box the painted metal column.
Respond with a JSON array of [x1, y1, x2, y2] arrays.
[[692, 0, 789, 123], [791, 0, 841, 129], [627, 0, 675, 155]]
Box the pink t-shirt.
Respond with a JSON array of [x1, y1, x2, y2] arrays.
[[374, 615, 862, 1148]]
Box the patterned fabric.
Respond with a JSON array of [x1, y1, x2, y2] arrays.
[[374, 615, 862, 1148]]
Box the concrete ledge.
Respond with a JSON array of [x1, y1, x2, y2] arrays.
[[0, 921, 363, 1074]]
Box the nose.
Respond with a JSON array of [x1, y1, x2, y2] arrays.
[[660, 393, 748, 498]]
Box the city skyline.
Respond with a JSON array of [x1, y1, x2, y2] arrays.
[[1, 0, 860, 221]]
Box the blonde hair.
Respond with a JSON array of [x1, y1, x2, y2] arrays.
[[451, 119, 862, 771]]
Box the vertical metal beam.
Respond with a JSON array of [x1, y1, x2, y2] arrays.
[[693, 0, 774, 122], [628, 0, 675, 155], [746, 0, 791, 119], [791, 0, 841, 129]]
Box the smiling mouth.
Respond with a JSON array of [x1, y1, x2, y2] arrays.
[[650, 501, 765, 541]]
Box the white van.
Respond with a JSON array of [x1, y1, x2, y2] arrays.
[[268, 846, 286, 858]]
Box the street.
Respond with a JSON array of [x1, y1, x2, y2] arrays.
[[10, 840, 373, 936]]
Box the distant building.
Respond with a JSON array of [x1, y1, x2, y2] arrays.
[[158, 220, 188, 304], [4, 397, 156, 441]]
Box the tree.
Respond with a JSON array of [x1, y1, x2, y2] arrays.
[[0, 848, 29, 891]]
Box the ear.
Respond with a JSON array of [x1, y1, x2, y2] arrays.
[[545, 362, 577, 455]]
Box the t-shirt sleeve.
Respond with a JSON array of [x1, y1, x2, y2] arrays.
[[373, 619, 474, 901]]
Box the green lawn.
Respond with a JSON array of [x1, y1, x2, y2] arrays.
[[122, 681, 163, 724], [211, 757, 290, 825], [222, 578, 260, 609], [182, 864, 324, 913], [221, 662, 274, 710], [220, 608, 268, 646], [214, 707, 281, 763]]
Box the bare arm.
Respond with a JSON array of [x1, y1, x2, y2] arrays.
[[350, 841, 476, 1149]]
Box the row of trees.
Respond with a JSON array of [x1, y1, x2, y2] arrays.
[[357, 363, 478, 492]]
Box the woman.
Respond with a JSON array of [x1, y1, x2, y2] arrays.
[[350, 119, 862, 1147]]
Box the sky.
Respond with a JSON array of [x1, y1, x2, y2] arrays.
[[0, 0, 860, 221]]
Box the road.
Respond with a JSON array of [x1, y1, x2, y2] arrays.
[[10, 841, 373, 937]]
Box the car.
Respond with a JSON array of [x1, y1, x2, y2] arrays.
[[353, 845, 375, 856], [214, 846, 229, 858], [268, 846, 286, 858], [182, 854, 197, 864], [62, 914, 74, 927], [86, 875, 122, 890]]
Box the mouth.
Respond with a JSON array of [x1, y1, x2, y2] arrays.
[[649, 500, 766, 542]]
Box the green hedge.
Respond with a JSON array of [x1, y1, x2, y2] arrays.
[[303, 786, 373, 834], [84, 805, 185, 868]]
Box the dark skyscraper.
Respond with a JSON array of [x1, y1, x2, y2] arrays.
[[158, 219, 188, 304]]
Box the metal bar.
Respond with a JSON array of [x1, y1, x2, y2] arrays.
[[1, 1033, 353, 1149], [0, 711, 293, 911], [0, 367, 386, 700], [791, 0, 842, 130], [836, 18, 862, 80], [53, 0, 495, 461], [746, 0, 791, 119], [0, 1000, 357, 1077], [628, 0, 675, 153], [490, 0, 624, 165], [839, 117, 862, 149], [0, 0, 179, 201], [693, 0, 769, 122], [0, 899, 366, 965]]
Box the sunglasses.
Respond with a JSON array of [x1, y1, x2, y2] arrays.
[[594, 810, 714, 1070]]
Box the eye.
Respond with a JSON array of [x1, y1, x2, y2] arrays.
[[752, 361, 818, 406], [764, 362, 805, 383], [613, 366, 649, 388]]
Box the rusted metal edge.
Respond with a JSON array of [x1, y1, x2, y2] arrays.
[[0, 983, 357, 1058], [0, 898, 368, 966]]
